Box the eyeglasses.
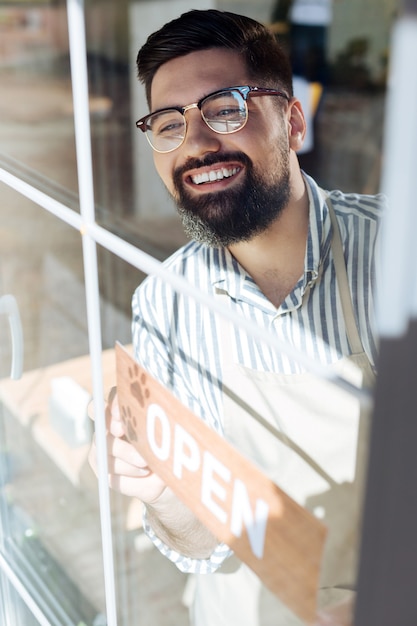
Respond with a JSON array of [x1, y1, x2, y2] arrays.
[[136, 85, 290, 153]]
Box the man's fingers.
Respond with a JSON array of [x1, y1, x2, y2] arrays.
[[109, 432, 149, 469], [105, 386, 119, 422], [109, 472, 166, 502], [89, 435, 151, 476], [109, 456, 151, 477], [87, 387, 165, 502], [88, 385, 117, 423], [109, 416, 125, 438], [106, 388, 126, 437], [88, 433, 165, 501]]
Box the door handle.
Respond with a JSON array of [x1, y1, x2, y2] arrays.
[[0, 295, 23, 380]]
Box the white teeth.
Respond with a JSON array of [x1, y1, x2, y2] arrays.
[[195, 172, 210, 184], [191, 167, 239, 185]]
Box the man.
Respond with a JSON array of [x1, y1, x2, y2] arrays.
[[89, 9, 383, 626]]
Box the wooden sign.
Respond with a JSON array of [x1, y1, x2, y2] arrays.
[[115, 342, 327, 623]]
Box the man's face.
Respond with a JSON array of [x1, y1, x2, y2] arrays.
[[149, 48, 296, 247]]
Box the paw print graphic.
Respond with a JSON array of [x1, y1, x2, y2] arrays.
[[121, 363, 150, 442], [128, 363, 150, 408], [121, 404, 138, 442]]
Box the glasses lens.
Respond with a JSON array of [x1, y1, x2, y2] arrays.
[[146, 109, 185, 152], [202, 90, 247, 134]]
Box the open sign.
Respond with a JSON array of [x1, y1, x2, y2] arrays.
[[146, 401, 272, 558], [115, 342, 326, 623]]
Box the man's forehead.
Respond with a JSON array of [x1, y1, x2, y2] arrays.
[[149, 48, 249, 110]]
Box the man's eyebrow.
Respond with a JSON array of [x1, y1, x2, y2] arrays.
[[150, 86, 239, 114]]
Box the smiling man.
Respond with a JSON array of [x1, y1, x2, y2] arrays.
[[89, 9, 384, 626], [146, 50, 296, 250]]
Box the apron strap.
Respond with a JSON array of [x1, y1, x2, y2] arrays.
[[322, 191, 368, 357]]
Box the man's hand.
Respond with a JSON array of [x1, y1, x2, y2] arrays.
[[88, 387, 167, 502], [88, 387, 218, 558]]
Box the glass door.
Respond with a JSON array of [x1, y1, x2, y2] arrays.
[[0, 0, 396, 624]]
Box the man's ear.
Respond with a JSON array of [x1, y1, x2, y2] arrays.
[[287, 98, 307, 152]]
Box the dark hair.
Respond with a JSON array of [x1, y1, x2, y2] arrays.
[[137, 9, 293, 106]]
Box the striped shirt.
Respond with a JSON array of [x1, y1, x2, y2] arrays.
[[132, 173, 384, 573]]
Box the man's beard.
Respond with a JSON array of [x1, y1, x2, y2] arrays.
[[172, 150, 291, 248]]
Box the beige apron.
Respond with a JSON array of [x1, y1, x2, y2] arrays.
[[190, 198, 375, 626]]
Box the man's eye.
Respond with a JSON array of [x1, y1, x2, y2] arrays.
[[204, 107, 242, 123], [150, 112, 183, 136], [155, 121, 183, 136], [216, 107, 241, 118]]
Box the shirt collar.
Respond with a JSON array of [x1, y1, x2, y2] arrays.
[[209, 173, 333, 302], [303, 173, 333, 288]]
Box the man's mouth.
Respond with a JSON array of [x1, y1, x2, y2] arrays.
[[190, 166, 241, 186]]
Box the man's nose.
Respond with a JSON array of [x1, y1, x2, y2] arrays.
[[182, 109, 222, 157]]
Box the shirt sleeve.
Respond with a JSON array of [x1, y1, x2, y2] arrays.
[[142, 508, 233, 573], [132, 277, 232, 572]]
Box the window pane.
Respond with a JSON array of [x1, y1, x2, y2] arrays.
[[0, 190, 103, 624], [0, 2, 78, 206], [0, 187, 189, 624]]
